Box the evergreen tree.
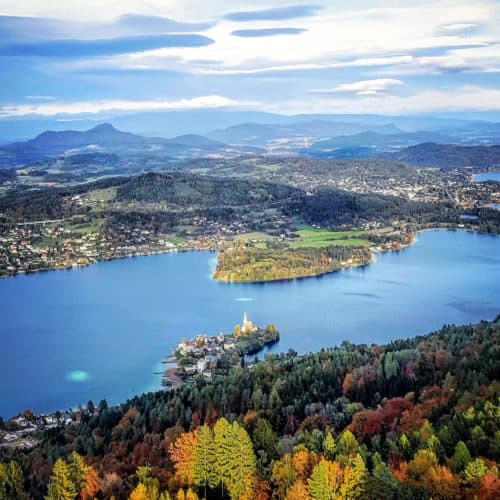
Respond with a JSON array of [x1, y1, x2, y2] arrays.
[[370, 452, 399, 499], [213, 418, 232, 496], [46, 459, 77, 500], [463, 458, 489, 487], [308, 460, 330, 500], [1, 461, 24, 499], [337, 430, 359, 463], [323, 432, 336, 460], [452, 441, 471, 472], [68, 451, 89, 495], [225, 422, 257, 499], [193, 424, 216, 497], [340, 454, 365, 499]]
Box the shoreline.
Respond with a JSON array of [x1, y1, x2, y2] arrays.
[[0, 224, 494, 282], [212, 224, 499, 284]]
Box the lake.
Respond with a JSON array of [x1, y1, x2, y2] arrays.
[[1, 229, 499, 418], [473, 172, 500, 182]]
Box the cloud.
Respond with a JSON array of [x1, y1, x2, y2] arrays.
[[0, 34, 214, 58], [278, 85, 500, 114], [0, 14, 213, 41], [440, 22, 478, 32], [25, 95, 56, 101], [224, 4, 322, 22], [231, 28, 306, 38], [309, 78, 403, 96], [190, 55, 414, 75], [0, 95, 246, 117]]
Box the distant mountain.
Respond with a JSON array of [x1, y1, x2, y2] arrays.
[[299, 130, 453, 157], [0, 124, 261, 168], [389, 143, 500, 169], [207, 121, 406, 149], [3, 110, 500, 144]]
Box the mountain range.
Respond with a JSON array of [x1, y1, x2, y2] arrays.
[[0, 123, 262, 167], [1, 121, 500, 173]]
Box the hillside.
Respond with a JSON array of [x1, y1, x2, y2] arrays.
[[116, 172, 302, 207], [300, 131, 453, 157], [391, 143, 500, 169], [1, 317, 498, 498]]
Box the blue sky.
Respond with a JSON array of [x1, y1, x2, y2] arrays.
[[0, 0, 499, 118]]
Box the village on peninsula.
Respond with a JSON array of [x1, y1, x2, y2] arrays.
[[161, 313, 279, 387]]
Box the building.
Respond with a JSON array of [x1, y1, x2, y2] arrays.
[[238, 312, 257, 335]]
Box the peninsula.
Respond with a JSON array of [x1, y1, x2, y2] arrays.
[[162, 313, 279, 387]]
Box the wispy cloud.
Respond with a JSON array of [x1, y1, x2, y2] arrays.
[[441, 23, 478, 32], [0, 95, 247, 117], [224, 5, 322, 22], [25, 95, 56, 101], [0, 34, 214, 58], [0, 14, 214, 41], [231, 28, 306, 38], [309, 78, 403, 96]]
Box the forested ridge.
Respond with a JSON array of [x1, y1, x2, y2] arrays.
[[1, 317, 499, 498], [0, 171, 464, 228]]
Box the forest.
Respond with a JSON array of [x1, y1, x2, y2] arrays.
[[0, 171, 466, 230], [1, 317, 499, 498]]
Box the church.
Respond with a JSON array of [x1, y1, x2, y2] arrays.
[[238, 312, 257, 335]]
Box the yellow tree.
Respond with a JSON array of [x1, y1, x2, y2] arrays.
[[226, 422, 257, 499], [339, 454, 366, 499], [129, 483, 149, 500], [292, 450, 318, 480], [308, 460, 331, 500], [68, 451, 89, 495], [213, 418, 232, 496], [193, 424, 216, 497], [286, 479, 311, 499], [271, 454, 297, 498], [46, 458, 77, 500]]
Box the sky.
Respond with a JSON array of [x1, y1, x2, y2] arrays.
[[1, 0, 500, 118]]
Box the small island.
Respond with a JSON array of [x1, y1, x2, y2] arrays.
[[162, 313, 279, 387]]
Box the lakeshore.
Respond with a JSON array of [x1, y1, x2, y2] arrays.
[[0, 229, 499, 418]]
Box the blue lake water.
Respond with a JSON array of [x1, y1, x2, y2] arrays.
[[473, 172, 500, 182], [1, 229, 499, 418]]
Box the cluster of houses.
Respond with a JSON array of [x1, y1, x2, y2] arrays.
[[169, 313, 258, 381], [0, 410, 76, 450]]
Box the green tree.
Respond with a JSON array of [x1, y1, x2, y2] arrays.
[[370, 453, 399, 500], [68, 452, 89, 495], [0, 461, 24, 499], [463, 458, 488, 487], [225, 422, 256, 499], [452, 441, 471, 472], [308, 461, 330, 500], [337, 430, 359, 463], [340, 454, 365, 499], [271, 454, 297, 498], [46, 458, 77, 500], [213, 418, 232, 497], [323, 432, 336, 460], [253, 418, 279, 463], [193, 424, 216, 497]]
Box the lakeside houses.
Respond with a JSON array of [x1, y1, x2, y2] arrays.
[[0, 409, 91, 450], [164, 314, 279, 386], [1, 164, 497, 278]]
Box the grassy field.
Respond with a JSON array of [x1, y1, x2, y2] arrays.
[[66, 221, 101, 234], [289, 228, 371, 248]]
